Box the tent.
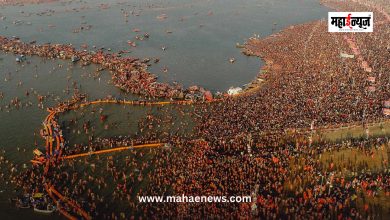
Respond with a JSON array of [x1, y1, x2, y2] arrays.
[[227, 87, 242, 96]]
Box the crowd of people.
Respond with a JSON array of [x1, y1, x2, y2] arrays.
[[198, 0, 390, 149], [9, 128, 386, 219], [1, 0, 389, 219], [0, 36, 209, 99]]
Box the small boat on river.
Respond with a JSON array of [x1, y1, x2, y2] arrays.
[[34, 204, 56, 214]]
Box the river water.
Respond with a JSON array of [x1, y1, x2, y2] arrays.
[[0, 0, 329, 218]]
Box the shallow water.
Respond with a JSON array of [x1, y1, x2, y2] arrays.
[[0, 0, 329, 217], [0, 0, 329, 91], [59, 104, 195, 146], [0, 53, 134, 162]]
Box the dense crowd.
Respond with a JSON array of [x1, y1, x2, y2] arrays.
[[10, 130, 386, 219], [197, 0, 390, 151], [2, 0, 390, 219]]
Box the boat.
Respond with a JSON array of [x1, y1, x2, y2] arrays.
[[71, 55, 80, 63], [34, 204, 56, 214], [16, 194, 31, 209], [127, 41, 136, 47], [15, 55, 26, 62], [236, 43, 245, 48], [156, 14, 168, 20]]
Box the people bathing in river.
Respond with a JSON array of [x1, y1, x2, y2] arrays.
[[1, 0, 390, 219], [0, 36, 209, 100]]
